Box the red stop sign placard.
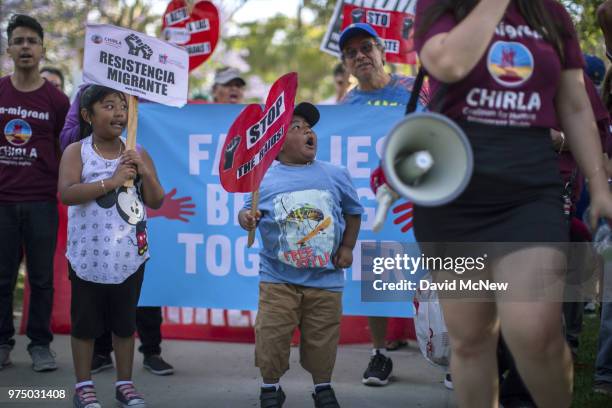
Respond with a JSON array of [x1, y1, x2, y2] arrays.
[[219, 72, 298, 193]]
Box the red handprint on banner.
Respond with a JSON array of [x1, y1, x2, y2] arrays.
[[147, 188, 195, 222]]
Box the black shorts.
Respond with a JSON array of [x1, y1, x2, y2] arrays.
[[414, 122, 568, 244], [69, 263, 145, 339]]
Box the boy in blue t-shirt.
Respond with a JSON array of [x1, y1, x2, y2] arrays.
[[239, 102, 363, 408]]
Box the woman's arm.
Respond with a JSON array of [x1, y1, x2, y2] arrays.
[[59, 86, 88, 151], [556, 69, 612, 226], [419, 0, 510, 83]]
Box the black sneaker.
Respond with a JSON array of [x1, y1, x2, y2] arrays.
[[260, 386, 286, 408], [362, 351, 392, 386], [91, 353, 113, 374], [143, 354, 174, 375], [312, 385, 340, 408], [115, 382, 146, 408]]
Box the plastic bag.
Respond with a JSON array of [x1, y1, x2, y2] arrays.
[[413, 275, 450, 367]]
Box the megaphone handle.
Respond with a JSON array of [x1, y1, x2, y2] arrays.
[[372, 184, 399, 233], [247, 189, 260, 248]]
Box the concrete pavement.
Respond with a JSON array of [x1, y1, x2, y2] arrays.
[[0, 334, 456, 408]]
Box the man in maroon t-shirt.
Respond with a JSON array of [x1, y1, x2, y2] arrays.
[[0, 14, 69, 372]]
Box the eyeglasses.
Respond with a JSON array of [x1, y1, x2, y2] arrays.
[[342, 41, 377, 60], [9, 37, 42, 46]]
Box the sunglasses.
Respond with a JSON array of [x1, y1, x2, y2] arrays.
[[342, 41, 377, 60]]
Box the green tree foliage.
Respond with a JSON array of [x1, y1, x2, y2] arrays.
[[225, 11, 339, 102], [561, 0, 606, 58], [0, 0, 160, 87]]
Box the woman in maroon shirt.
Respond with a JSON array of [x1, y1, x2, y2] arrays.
[[413, 1, 612, 406]]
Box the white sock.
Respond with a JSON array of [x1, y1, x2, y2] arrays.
[[372, 348, 385, 356], [262, 383, 279, 390], [75, 380, 93, 389], [314, 383, 331, 392], [115, 381, 133, 387]]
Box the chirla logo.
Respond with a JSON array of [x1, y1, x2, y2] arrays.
[[124, 33, 153, 60]]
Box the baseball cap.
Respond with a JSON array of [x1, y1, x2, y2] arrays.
[[293, 102, 320, 128], [339, 23, 380, 51], [584, 54, 605, 86], [213, 67, 246, 86]]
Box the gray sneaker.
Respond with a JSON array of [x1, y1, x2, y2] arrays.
[[0, 344, 11, 369], [28, 346, 57, 372]]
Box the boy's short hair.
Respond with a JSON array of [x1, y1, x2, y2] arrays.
[[7, 14, 44, 42]]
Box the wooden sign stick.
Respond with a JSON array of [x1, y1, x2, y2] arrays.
[[247, 189, 260, 247], [124, 94, 139, 187]]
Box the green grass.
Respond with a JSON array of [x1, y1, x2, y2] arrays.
[[573, 311, 612, 407], [13, 264, 25, 313]]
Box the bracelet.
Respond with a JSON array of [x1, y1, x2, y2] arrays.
[[558, 132, 565, 154], [100, 179, 107, 195]]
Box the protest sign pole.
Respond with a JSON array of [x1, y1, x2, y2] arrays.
[[247, 189, 259, 247], [124, 95, 139, 187]]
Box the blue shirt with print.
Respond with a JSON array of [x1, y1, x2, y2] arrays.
[[342, 73, 427, 109], [244, 161, 363, 292]]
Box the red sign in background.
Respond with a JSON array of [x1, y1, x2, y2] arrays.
[[162, 0, 220, 71], [219, 72, 298, 193], [341, 5, 417, 65]]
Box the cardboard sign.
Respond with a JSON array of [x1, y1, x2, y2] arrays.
[[84, 24, 188, 107], [320, 0, 418, 65], [219, 73, 298, 193], [162, 0, 220, 71]]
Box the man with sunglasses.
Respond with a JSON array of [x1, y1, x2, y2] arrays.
[[338, 22, 429, 388], [0, 14, 70, 372], [340, 23, 427, 107]]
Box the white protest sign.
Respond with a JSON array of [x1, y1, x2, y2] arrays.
[[84, 24, 188, 107]]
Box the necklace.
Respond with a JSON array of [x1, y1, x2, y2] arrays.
[[93, 139, 123, 160]]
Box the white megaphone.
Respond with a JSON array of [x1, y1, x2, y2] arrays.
[[372, 112, 473, 232]]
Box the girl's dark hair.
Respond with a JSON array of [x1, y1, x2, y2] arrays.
[[78, 85, 127, 140], [416, 0, 567, 63]]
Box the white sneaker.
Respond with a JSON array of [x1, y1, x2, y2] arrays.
[[444, 371, 453, 390]]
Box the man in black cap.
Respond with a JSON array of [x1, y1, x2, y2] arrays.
[[239, 102, 363, 408]]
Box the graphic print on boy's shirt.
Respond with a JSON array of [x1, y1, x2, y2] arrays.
[[274, 189, 335, 269]]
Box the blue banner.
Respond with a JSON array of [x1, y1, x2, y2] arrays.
[[137, 103, 416, 317]]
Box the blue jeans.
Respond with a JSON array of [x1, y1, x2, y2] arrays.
[[0, 201, 58, 349]]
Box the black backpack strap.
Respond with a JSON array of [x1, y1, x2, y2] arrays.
[[405, 67, 426, 116]]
